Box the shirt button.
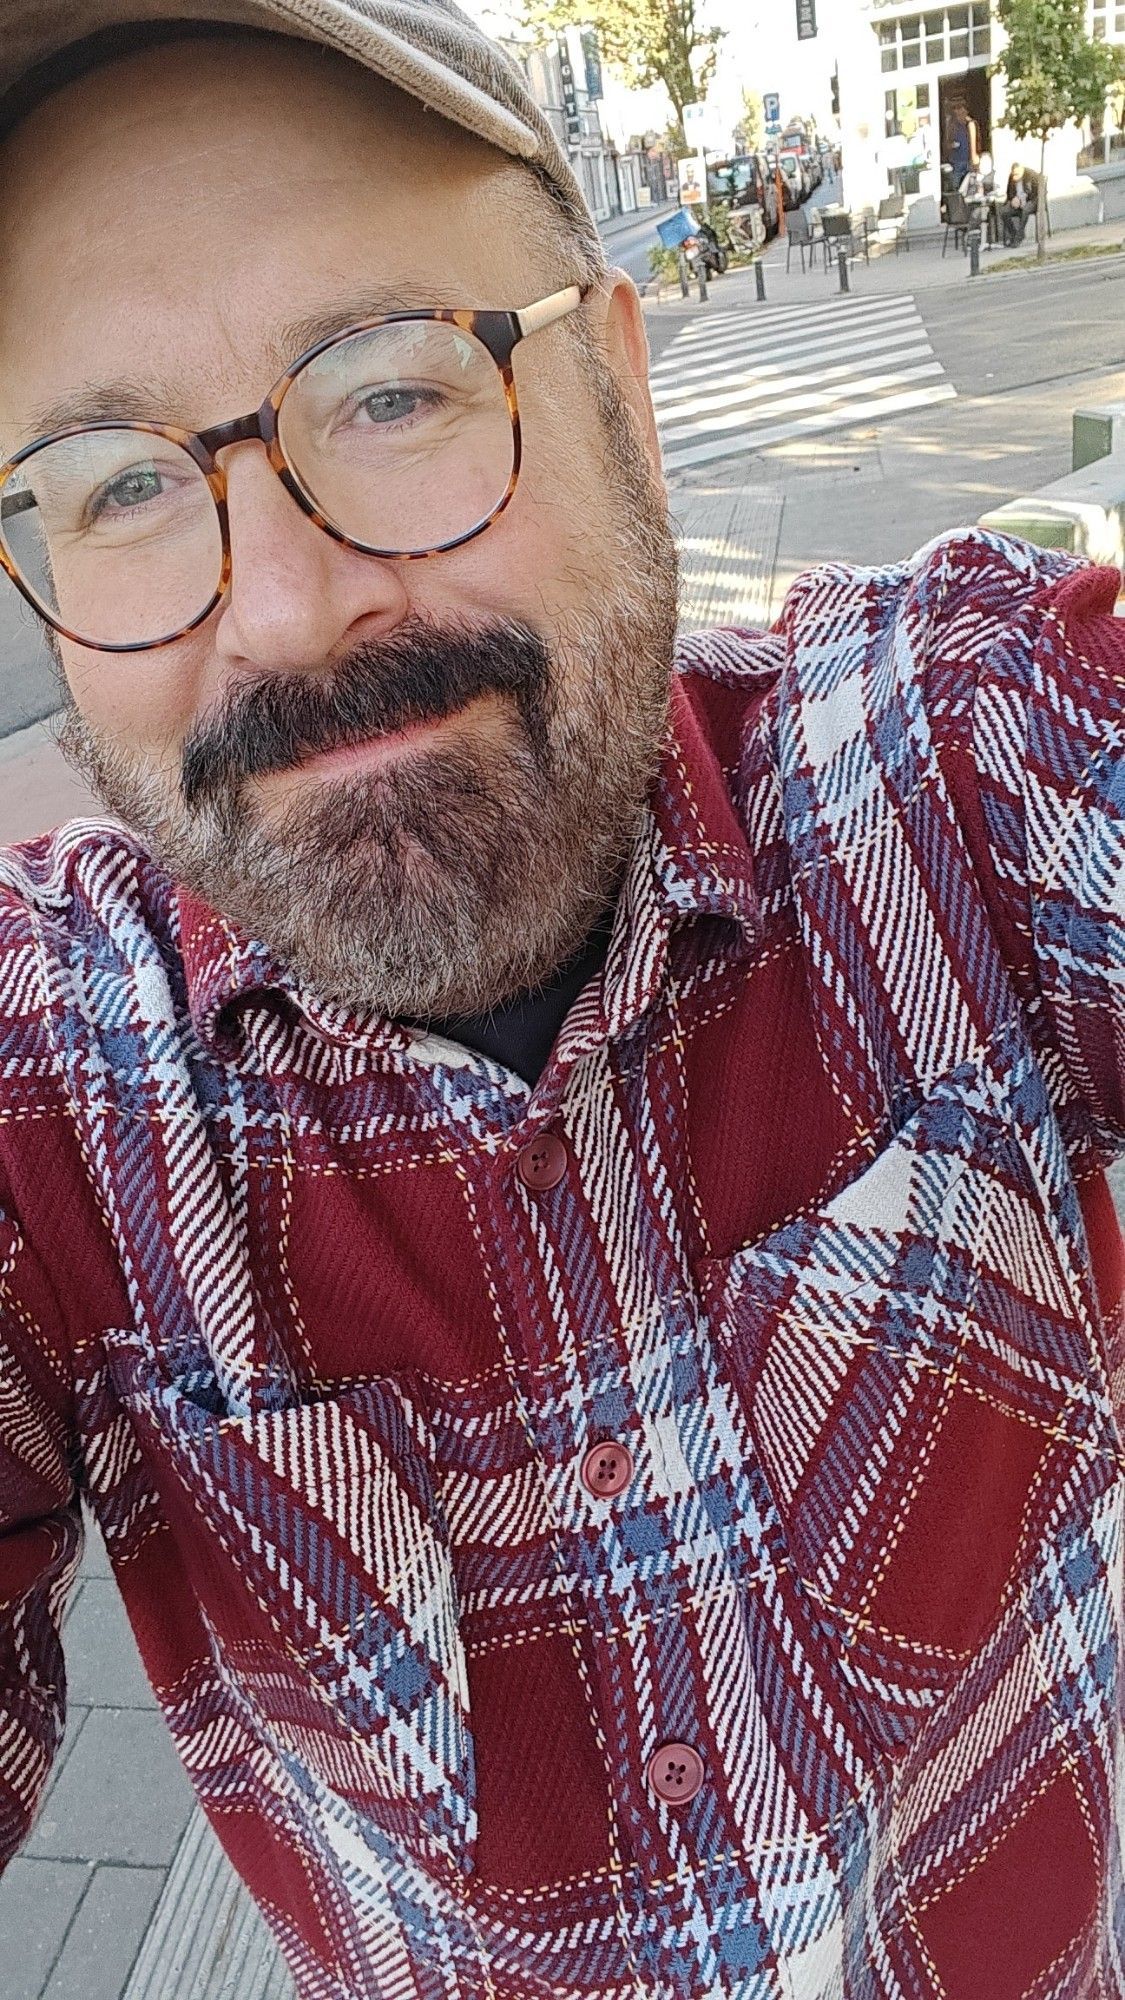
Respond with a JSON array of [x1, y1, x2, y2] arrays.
[[580, 1440, 634, 1499], [516, 1131, 569, 1193], [646, 1741, 706, 1806]]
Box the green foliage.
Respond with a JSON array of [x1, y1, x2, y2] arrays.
[[648, 243, 683, 282], [519, 0, 724, 143], [738, 88, 764, 152], [994, 0, 1125, 141]]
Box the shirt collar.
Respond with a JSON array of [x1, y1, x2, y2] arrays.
[[176, 665, 763, 1058]]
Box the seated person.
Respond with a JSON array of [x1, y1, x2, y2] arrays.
[[1001, 161, 1039, 244]]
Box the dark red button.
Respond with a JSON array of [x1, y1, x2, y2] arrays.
[[646, 1741, 705, 1805], [516, 1132, 568, 1192], [580, 1441, 634, 1499]]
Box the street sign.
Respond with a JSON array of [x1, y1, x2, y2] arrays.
[[763, 91, 780, 125], [556, 33, 582, 145], [682, 99, 726, 151], [796, 0, 818, 38], [580, 27, 602, 101]]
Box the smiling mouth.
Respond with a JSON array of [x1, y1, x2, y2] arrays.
[[260, 697, 493, 788]]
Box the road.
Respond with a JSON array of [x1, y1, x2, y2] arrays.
[[598, 199, 678, 285]]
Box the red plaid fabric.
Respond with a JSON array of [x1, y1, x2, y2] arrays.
[[0, 529, 1123, 1999]]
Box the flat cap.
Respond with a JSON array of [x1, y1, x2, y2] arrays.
[[0, 0, 599, 242]]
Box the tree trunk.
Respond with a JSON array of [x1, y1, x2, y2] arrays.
[[1037, 133, 1048, 262]]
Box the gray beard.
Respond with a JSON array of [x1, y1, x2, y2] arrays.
[[60, 528, 679, 1021]]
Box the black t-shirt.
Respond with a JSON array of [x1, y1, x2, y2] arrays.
[[423, 913, 614, 1087]]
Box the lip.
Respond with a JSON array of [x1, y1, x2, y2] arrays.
[[292, 713, 450, 779]]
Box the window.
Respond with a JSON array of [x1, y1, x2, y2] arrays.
[[886, 87, 899, 137], [916, 81, 931, 109], [924, 7, 944, 58], [877, 19, 898, 69], [901, 34, 922, 64]]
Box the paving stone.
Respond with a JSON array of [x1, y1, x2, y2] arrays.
[[26, 1708, 193, 1867], [39, 1707, 91, 1806], [0, 1856, 91, 2000], [43, 1864, 164, 2000], [63, 1580, 156, 1711], [80, 1512, 114, 1584]]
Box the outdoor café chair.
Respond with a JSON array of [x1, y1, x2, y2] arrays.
[[786, 205, 817, 273], [819, 208, 869, 272], [943, 190, 972, 256]]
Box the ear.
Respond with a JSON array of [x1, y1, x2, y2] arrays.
[[588, 265, 662, 476]]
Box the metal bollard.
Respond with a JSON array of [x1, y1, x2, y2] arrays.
[[755, 261, 766, 303], [677, 248, 690, 299], [968, 225, 981, 277], [696, 254, 708, 304], [837, 248, 850, 293]]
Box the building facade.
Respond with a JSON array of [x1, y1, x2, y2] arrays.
[[517, 30, 645, 222], [834, 0, 1125, 220]]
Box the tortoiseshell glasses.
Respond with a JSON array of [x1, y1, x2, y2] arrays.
[[0, 285, 587, 653]]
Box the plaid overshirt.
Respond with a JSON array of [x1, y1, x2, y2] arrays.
[[1, 528, 1124, 1999]]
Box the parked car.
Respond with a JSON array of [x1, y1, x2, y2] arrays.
[[706, 152, 780, 239], [781, 123, 822, 187], [777, 150, 811, 208]]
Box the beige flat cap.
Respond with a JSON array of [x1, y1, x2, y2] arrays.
[[0, 0, 599, 237]]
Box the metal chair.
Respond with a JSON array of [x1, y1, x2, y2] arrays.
[[819, 208, 864, 272], [943, 190, 971, 256], [785, 205, 816, 273]]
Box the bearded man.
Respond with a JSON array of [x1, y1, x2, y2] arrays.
[[0, 6, 1122, 1998]]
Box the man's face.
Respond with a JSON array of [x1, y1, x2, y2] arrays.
[[0, 35, 677, 1018]]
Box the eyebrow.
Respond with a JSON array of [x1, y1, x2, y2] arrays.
[[13, 285, 494, 449]]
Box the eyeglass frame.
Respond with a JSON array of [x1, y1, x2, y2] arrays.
[[0, 282, 589, 654]]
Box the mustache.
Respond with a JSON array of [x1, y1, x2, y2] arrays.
[[180, 620, 552, 810]]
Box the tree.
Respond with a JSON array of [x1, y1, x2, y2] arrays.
[[735, 88, 764, 154], [519, 0, 724, 150], [994, 0, 1125, 259]]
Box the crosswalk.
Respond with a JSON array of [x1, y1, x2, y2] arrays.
[[652, 291, 956, 474]]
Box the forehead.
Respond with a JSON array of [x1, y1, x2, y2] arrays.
[[0, 34, 554, 437]]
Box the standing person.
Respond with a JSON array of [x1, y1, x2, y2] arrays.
[[0, 7, 1122, 1998], [947, 96, 978, 183]]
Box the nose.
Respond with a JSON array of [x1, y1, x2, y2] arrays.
[[212, 442, 409, 672]]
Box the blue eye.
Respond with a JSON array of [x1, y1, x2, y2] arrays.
[[357, 386, 443, 427], [92, 465, 165, 517]]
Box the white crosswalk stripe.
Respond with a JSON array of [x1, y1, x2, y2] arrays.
[[654, 292, 955, 473]]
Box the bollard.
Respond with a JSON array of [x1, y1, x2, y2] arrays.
[[968, 225, 981, 277], [676, 248, 690, 299], [696, 254, 708, 304], [755, 260, 767, 303], [837, 248, 850, 293]]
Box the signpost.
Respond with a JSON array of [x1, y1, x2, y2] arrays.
[[795, 0, 817, 39], [556, 33, 582, 145], [580, 27, 602, 100]]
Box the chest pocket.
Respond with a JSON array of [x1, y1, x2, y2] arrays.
[[698, 1064, 1118, 1760], [103, 1331, 475, 1869]]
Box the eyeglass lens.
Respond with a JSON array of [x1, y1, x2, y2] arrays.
[[0, 320, 516, 649]]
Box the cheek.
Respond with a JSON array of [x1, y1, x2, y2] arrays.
[[60, 635, 209, 765]]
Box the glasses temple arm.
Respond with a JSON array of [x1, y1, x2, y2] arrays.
[[0, 490, 35, 521], [514, 285, 586, 341]]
